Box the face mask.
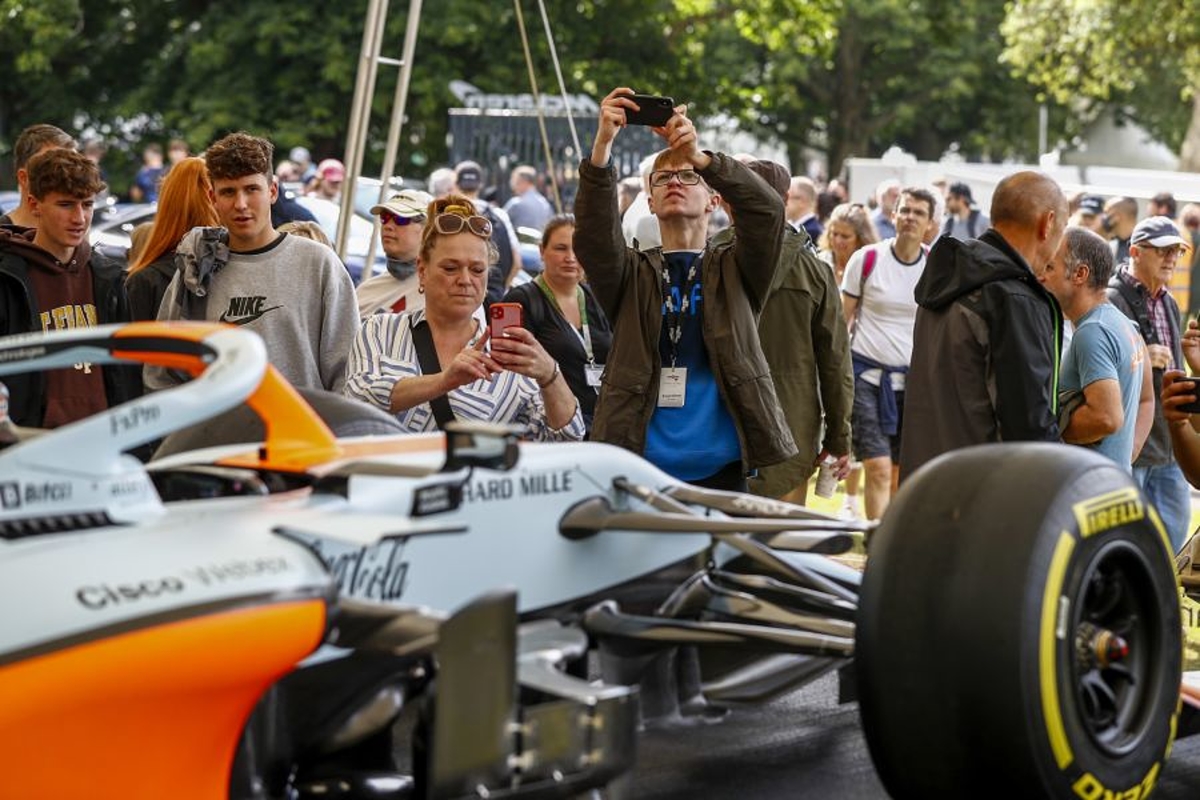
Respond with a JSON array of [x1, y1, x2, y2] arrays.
[[386, 258, 416, 280]]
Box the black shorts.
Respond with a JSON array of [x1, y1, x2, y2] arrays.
[[851, 376, 904, 462]]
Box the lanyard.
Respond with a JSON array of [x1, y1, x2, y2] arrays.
[[661, 254, 702, 367], [535, 275, 595, 364]]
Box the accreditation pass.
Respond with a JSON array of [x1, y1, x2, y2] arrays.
[[658, 367, 687, 407]]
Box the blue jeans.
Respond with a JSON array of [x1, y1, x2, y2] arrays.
[[1133, 462, 1191, 553]]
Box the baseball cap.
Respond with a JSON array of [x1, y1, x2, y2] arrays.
[[1078, 195, 1104, 216], [1131, 216, 1189, 249], [317, 158, 346, 182], [454, 160, 483, 191], [746, 159, 790, 202], [948, 181, 973, 201], [289, 146, 311, 164], [371, 189, 434, 219]]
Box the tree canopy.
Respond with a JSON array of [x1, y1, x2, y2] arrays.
[[1001, 0, 1200, 169], [0, 0, 1195, 195]]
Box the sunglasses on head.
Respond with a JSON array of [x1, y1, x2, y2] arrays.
[[379, 210, 424, 226], [431, 212, 493, 239]]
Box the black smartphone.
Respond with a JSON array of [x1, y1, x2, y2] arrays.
[[1177, 377, 1200, 414], [623, 93, 675, 127]]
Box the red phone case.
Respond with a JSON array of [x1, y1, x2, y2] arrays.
[[489, 303, 523, 338]]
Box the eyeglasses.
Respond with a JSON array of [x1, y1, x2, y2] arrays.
[[1142, 244, 1184, 258], [431, 212, 493, 239], [379, 210, 424, 226], [650, 169, 702, 188]]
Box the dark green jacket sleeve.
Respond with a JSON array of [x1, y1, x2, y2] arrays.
[[810, 255, 853, 455], [699, 153, 784, 313], [573, 158, 633, 324]]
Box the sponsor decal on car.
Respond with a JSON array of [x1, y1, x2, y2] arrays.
[[1071, 763, 1160, 800], [1072, 488, 1144, 538], [2, 481, 73, 507], [308, 538, 410, 602], [460, 469, 574, 504], [75, 557, 294, 610], [109, 404, 161, 437]]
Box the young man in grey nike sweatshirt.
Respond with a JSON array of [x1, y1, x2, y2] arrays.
[[146, 132, 357, 393]]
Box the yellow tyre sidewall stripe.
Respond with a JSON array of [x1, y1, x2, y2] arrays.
[[1040, 530, 1076, 770]]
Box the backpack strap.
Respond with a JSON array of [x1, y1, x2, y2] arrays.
[[967, 209, 982, 238], [409, 316, 457, 430], [859, 241, 926, 295], [859, 247, 878, 297]]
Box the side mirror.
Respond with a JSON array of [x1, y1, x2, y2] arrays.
[[442, 421, 520, 473]]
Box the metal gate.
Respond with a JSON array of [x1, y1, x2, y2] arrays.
[[448, 109, 662, 210]]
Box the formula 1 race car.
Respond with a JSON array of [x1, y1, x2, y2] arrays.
[[0, 322, 1189, 800]]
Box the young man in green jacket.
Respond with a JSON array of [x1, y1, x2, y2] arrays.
[[574, 88, 795, 490]]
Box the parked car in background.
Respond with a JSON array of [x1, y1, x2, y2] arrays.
[[292, 195, 385, 283], [0, 191, 20, 217], [291, 175, 428, 282], [89, 202, 156, 250], [88, 201, 156, 266], [78, 177, 426, 283], [516, 225, 543, 274]]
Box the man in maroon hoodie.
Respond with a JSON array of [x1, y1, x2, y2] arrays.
[[0, 148, 139, 427]]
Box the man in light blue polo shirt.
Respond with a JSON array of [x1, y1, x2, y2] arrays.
[[1041, 227, 1153, 469]]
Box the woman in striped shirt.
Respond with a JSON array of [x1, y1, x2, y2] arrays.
[[343, 194, 583, 441]]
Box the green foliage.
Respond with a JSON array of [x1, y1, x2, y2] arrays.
[[687, 0, 1063, 176], [0, 0, 80, 74], [1001, 0, 1200, 153], [0, 0, 1192, 192]]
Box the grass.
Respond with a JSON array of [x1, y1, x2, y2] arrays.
[[798, 475, 1200, 531]]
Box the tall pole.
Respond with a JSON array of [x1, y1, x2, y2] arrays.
[[338, 0, 389, 263], [513, 0, 562, 213], [537, 0, 581, 159], [1038, 103, 1048, 158], [362, 0, 424, 280]]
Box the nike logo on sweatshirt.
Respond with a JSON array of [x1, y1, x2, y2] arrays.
[[219, 296, 282, 326]]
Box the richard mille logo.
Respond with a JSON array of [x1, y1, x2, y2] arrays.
[[219, 296, 282, 326]]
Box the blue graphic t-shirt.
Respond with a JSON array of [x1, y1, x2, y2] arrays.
[[644, 251, 741, 481], [1060, 303, 1144, 471]]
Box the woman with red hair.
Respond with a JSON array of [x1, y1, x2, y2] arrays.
[[125, 156, 219, 321]]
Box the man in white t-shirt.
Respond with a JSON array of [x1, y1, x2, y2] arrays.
[[840, 187, 936, 519]]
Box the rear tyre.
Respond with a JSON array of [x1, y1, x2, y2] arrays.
[[857, 443, 1180, 799]]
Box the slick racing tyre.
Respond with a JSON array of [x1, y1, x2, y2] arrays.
[[857, 443, 1181, 800]]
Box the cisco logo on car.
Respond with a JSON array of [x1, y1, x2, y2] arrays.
[[76, 578, 185, 610]]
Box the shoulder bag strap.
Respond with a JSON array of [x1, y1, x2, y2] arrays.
[[409, 316, 457, 430], [1109, 277, 1158, 345]]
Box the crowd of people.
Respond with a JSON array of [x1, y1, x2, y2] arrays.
[[3, 99, 1200, 552]]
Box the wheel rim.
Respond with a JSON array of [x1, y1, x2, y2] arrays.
[[1067, 540, 1163, 757]]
